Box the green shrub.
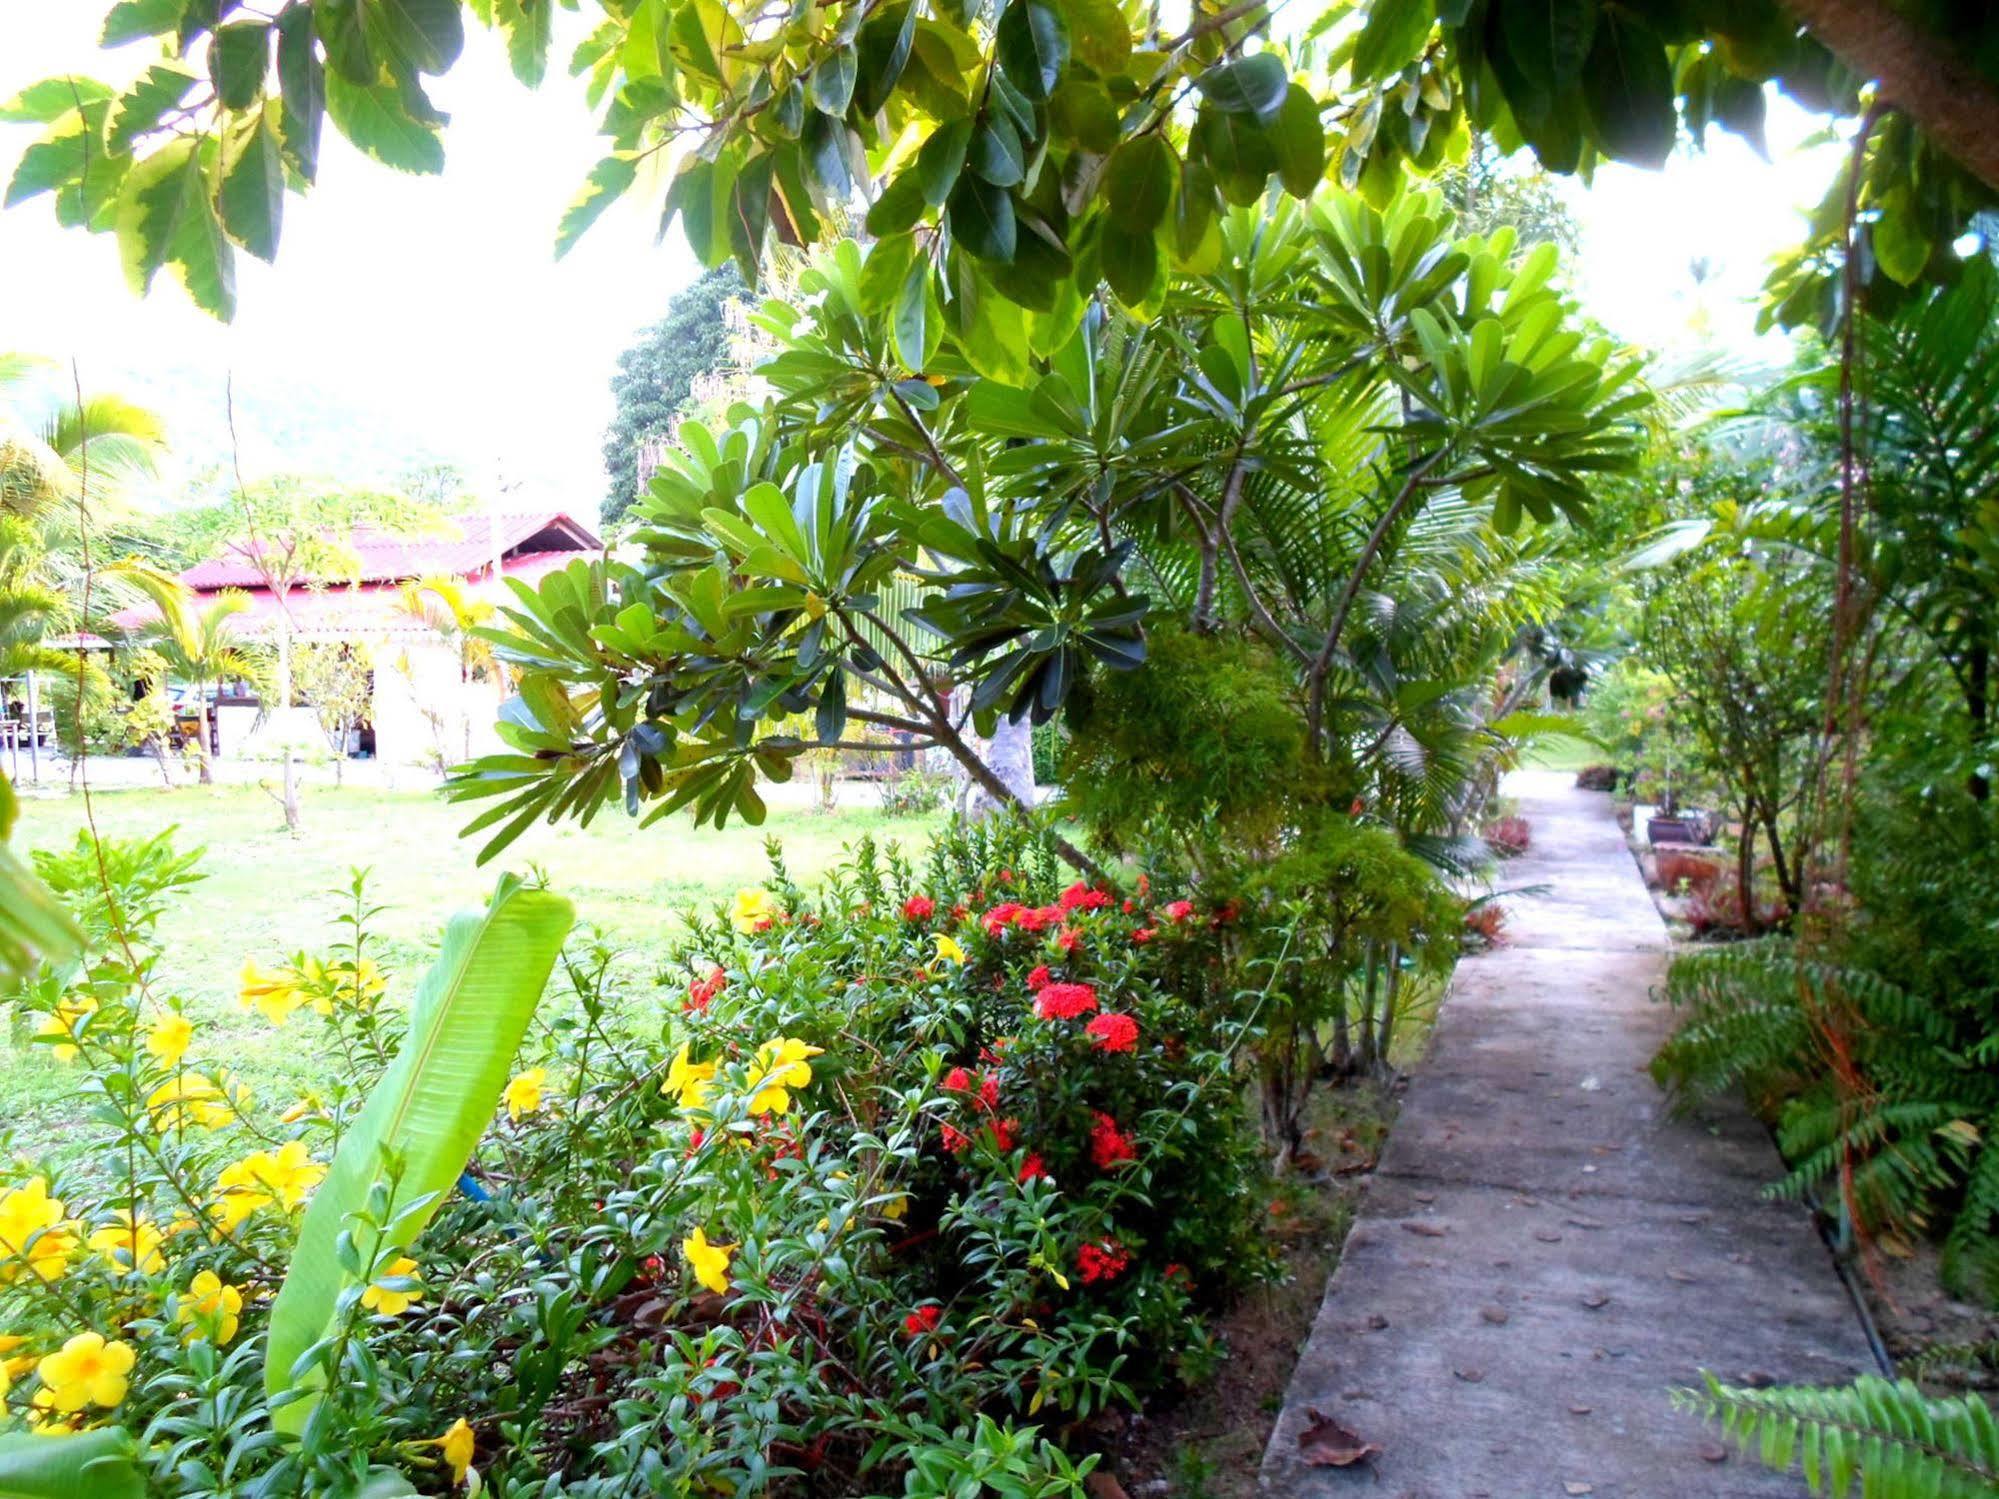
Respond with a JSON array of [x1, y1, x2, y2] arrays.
[[0, 817, 1269, 1493]]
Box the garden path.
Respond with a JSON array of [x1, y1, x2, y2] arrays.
[[1259, 770, 1876, 1498]]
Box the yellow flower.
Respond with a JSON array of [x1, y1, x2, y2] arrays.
[[35, 996, 98, 1064], [35, 1332, 134, 1414], [239, 959, 307, 1026], [933, 933, 967, 966], [730, 887, 774, 934], [663, 1043, 717, 1112], [744, 1037, 824, 1115], [360, 1256, 422, 1317], [279, 1096, 319, 1126], [345, 956, 387, 1010], [144, 1010, 195, 1068], [213, 1141, 325, 1230], [87, 1210, 164, 1275], [0, 1179, 78, 1283], [176, 1270, 244, 1345], [502, 1067, 546, 1121], [880, 1193, 909, 1222], [146, 1073, 239, 1132], [682, 1227, 734, 1295], [434, 1417, 475, 1485]]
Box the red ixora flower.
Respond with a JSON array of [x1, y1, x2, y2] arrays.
[[979, 1073, 1001, 1111], [1077, 1238, 1132, 1285], [1057, 927, 1083, 955], [990, 1116, 1020, 1151], [1085, 1013, 1139, 1054], [1018, 1153, 1050, 1183], [1131, 927, 1157, 944], [943, 1066, 974, 1094], [685, 965, 727, 1014], [1161, 899, 1195, 922], [1035, 982, 1099, 1021], [902, 894, 936, 922], [1090, 1111, 1136, 1169], [983, 902, 1027, 936], [1026, 964, 1053, 991], [903, 1305, 943, 1336], [940, 1122, 972, 1155], [1059, 881, 1113, 913], [1016, 904, 1063, 934]]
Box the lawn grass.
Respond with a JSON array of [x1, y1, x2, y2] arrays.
[[5, 781, 941, 1150]]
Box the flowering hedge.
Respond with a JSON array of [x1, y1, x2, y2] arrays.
[[0, 818, 1269, 1494]]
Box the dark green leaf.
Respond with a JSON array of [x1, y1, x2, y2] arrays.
[[1194, 53, 1289, 125], [727, 151, 773, 281], [918, 117, 972, 206], [217, 105, 285, 260], [1712, 74, 1767, 158], [1099, 219, 1158, 305], [997, 0, 1068, 101], [315, 0, 376, 84], [1498, 0, 1595, 96], [105, 66, 196, 154], [363, 0, 464, 74], [668, 156, 730, 264], [1105, 134, 1174, 232], [324, 68, 444, 172], [99, 0, 181, 46], [115, 135, 236, 319], [210, 21, 270, 110], [802, 108, 854, 199], [1048, 78, 1118, 152], [1058, 0, 1130, 74], [948, 173, 1016, 261], [1872, 193, 1931, 286], [815, 668, 847, 744], [812, 48, 858, 115], [1270, 82, 1325, 196], [854, 4, 916, 118], [1581, 9, 1674, 168], [1191, 102, 1276, 204], [556, 154, 637, 258], [866, 169, 927, 236], [1352, 0, 1434, 80], [892, 255, 929, 369], [969, 115, 1024, 186], [276, 7, 326, 179]]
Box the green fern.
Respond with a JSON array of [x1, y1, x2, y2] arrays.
[[1674, 1374, 1999, 1499]]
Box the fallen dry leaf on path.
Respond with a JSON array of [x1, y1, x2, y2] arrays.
[[1083, 1474, 1130, 1499], [1298, 1408, 1382, 1468], [1403, 1221, 1447, 1237]]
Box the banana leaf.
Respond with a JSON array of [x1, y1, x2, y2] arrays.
[[0, 1429, 144, 1499], [264, 873, 574, 1430]]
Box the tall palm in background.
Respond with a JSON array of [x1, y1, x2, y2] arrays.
[[120, 570, 265, 785], [396, 574, 502, 763]]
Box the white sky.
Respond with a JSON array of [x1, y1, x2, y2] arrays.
[[0, 6, 1836, 516]]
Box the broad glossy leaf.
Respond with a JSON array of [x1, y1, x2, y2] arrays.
[[1059, 0, 1130, 74], [1581, 8, 1674, 168], [1191, 103, 1276, 204], [996, 0, 1068, 101], [854, 4, 916, 118], [209, 20, 269, 110], [491, 0, 555, 87], [948, 173, 1016, 261], [0, 1427, 144, 1499], [115, 136, 237, 319], [1352, 0, 1433, 81], [1049, 78, 1118, 152], [969, 115, 1025, 187], [1105, 135, 1174, 232], [918, 117, 972, 206], [1099, 218, 1159, 306], [324, 69, 444, 173], [1194, 53, 1289, 125], [893, 255, 929, 370], [866, 169, 927, 236], [363, 0, 464, 74], [811, 48, 857, 115], [1872, 192, 1931, 286], [276, 7, 326, 178], [217, 105, 285, 261], [99, 0, 179, 46], [2, 78, 111, 124], [265, 875, 573, 1431], [1270, 83, 1325, 196], [1498, 0, 1595, 96]]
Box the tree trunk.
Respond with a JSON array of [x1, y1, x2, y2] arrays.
[[955, 710, 1038, 817], [1735, 804, 1760, 936], [276, 619, 301, 834], [195, 682, 214, 786], [1776, 0, 1999, 192], [1968, 640, 1989, 802]]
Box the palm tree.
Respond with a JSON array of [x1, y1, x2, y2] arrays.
[[119, 569, 265, 785], [396, 574, 502, 763]]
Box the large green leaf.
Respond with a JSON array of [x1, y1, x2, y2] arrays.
[[996, 0, 1068, 102], [323, 68, 444, 173], [0, 1428, 144, 1499], [0, 775, 82, 987], [1351, 0, 1433, 81], [1581, 8, 1674, 168], [217, 105, 286, 261], [114, 136, 236, 318], [263, 874, 574, 1430]]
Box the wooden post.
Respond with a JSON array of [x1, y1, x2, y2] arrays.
[[25, 670, 39, 784]]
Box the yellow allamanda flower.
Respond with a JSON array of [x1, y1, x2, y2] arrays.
[[744, 1037, 824, 1115], [433, 1417, 476, 1486], [87, 1210, 164, 1275], [146, 1073, 241, 1133], [932, 933, 967, 966], [663, 1043, 717, 1112], [360, 1256, 423, 1317], [730, 887, 774, 934], [238, 959, 307, 1026], [176, 1270, 244, 1345], [502, 1067, 546, 1121], [213, 1141, 325, 1231], [0, 1178, 78, 1283], [682, 1227, 734, 1295], [35, 1332, 134, 1414], [35, 995, 98, 1064], [144, 1010, 194, 1067]]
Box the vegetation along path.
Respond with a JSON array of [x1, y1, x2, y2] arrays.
[[1261, 770, 1876, 1498]]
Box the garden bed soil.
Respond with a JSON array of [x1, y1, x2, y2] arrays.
[[1089, 1077, 1405, 1497], [1855, 1244, 1999, 1397]]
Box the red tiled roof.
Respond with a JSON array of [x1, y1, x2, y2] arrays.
[[178, 511, 600, 590]]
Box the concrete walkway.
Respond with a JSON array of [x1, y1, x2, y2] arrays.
[[1261, 771, 1875, 1498]]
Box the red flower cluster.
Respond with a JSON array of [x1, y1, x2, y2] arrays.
[[1077, 1238, 1131, 1284], [1026, 965, 1052, 991], [902, 894, 936, 921], [1034, 982, 1099, 1021], [1090, 1111, 1136, 1169], [685, 965, 727, 1014], [943, 1066, 974, 1093], [1085, 1013, 1139, 1053], [1059, 881, 1113, 913], [1057, 928, 1083, 955], [991, 1116, 1020, 1151], [940, 1122, 971, 1155], [1018, 1153, 1049, 1183], [903, 1305, 942, 1336], [1161, 899, 1195, 922], [1131, 927, 1157, 944]]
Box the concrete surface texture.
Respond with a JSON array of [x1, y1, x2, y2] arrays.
[[1261, 770, 1876, 1498]]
